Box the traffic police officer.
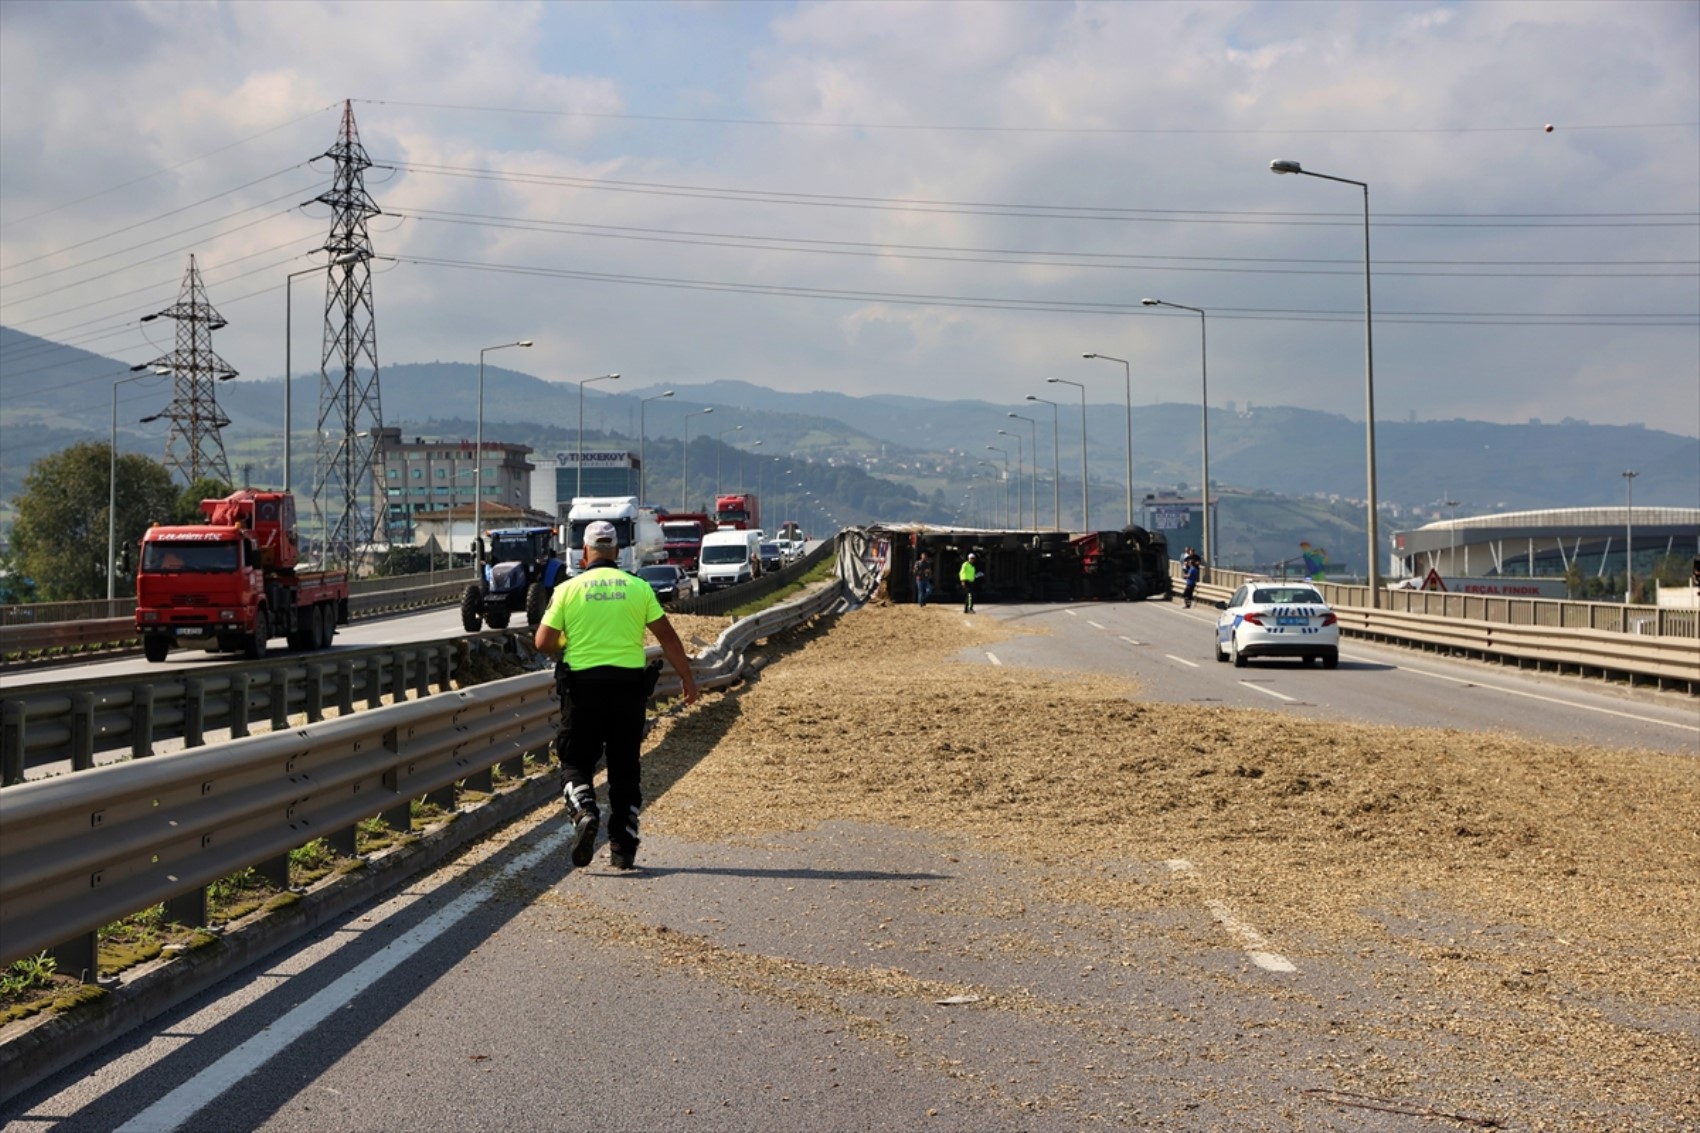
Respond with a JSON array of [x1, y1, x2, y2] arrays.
[[534, 520, 699, 869]]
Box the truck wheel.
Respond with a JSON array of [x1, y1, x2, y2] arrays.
[[525, 581, 550, 626], [143, 636, 171, 663], [246, 608, 270, 660], [460, 584, 484, 633], [319, 602, 336, 646], [287, 616, 311, 652], [485, 606, 511, 630]]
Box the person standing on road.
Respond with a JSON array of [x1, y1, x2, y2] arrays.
[[959, 552, 979, 614], [534, 520, 700, 870], [1181, 547, 1202, 609], [913, 550, 934, 607]]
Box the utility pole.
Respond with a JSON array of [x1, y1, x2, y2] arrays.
[[312, 99, 385, 568], [143, 255, 235, 485]]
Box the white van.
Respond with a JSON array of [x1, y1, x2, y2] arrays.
[[697, 529, 763, 593]]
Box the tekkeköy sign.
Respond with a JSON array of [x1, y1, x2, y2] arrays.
[[555, 452, 635, 468]]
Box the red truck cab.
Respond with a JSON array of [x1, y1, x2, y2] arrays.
[[714, 493, 760, 532], [135, 491, 348, 662]]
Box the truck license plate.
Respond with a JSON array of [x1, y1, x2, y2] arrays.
[[173, 627, 209, 636]]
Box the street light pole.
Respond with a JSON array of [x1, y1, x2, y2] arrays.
[[109, 364, 170, 611], [1025, 395, 1061, 531], [1007, 414, 1039, 532], [476, 340, 534, 572], [1082, 353, 1134, 527], [1622, 470, 1638, 604], [996, 430, 1025, 528], [1444, 498, 1460, 576], [1271, 159, 1380, 605], [575, 371, 620, 502], [284, 252, 364, 495], [1141, 299, 1212, 571], [682, 407, 713, 510], [986, 446, 1011, 528], [1048, 378, 1088, 532], [638, 390, 674, 504], [716, 425, 742, 498]]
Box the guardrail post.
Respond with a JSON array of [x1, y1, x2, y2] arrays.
[[366, 656, 384, 710], [380, 797, 412, 831], [130, 685, 155, 760], [438, 643, 457, 693], [391, 652, 409, 705], [48, 932, 98, 985], [463, 765, 494, 794], [336, 659, 355, 715], [2, 700, 25, 786], [269, 667, 290, 731], [183, 678, 207, 749], [304, 661, 325, 723], [412, 648, 431, 700], [326, 823, 358, 858], [254, 852, 290, 890], [164, 886, 208, 929], [70, 691, 96, 773], [229, 672, 250, 739]]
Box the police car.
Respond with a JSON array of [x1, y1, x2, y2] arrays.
[[1214, 581, 1339, 668]]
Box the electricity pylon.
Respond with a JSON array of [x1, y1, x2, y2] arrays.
[[144, 254, 235, 486], [311, 99, 386, 567]]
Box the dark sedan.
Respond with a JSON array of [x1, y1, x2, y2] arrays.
[[758, 542, 784, 572], [636, 564, 694, 605]]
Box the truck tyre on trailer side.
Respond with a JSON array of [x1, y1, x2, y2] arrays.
[[143, 636, 171, 663], [246, 607, 270, 660]]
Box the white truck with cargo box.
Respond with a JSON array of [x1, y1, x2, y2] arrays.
[[561, 496, 666, 577]]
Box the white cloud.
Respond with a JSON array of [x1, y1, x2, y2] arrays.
[[0, 0, 1694, 442]]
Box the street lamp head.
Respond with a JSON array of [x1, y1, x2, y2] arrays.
[[1025, 394, 1040, 401], [1270, 159, 1302, 174], [1141, 298, 1160, 306], [1046, 378, 1061, 385], [659, 390, 675, 398], [517, 340, 534, 348], [1082, 353, 1097, 359]]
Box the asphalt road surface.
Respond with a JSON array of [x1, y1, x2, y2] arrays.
[[2, 598, 1693, 1131]]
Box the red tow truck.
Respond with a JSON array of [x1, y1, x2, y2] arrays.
[[134, 490, 349, 663]]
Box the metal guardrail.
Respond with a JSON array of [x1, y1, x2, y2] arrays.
[[0, 636, 528, 785], [0, 573, 469, 664], [0, 574, 849, 972]]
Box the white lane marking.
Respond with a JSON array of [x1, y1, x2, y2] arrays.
[[1204, 900, 1299, 973], [1165, 860, 1297, 974], [985, 652, 1002, 666], [115, 825, 570, 1133], [1239, 681, 1296, 703], [1164, 654, 1199, 669], [1087, 620, 1106, 630], [1064, 608, 1078, 617], [1387, 658, 1699, 732], [1119, 635, 1142, 646]]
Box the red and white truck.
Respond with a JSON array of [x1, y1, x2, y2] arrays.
[[134, 490, 349, 663], [714, 492, 760, 532]]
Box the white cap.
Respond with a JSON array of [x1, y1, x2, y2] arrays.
[[585, 520, 618, 546]]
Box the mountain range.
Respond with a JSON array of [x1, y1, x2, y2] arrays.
[[3, 325, 1696, 571]]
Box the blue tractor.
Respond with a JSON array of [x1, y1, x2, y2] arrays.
[[460, 526, 568, 632]]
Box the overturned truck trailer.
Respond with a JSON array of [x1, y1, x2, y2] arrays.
[[875, 524, 1174, 605]]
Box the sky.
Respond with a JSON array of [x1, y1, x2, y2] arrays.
[[2, 0, 1697, 439]]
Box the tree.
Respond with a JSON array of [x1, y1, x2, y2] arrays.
[[9, 442, 176, 602], [175, 477, 235, 524], [369, 545, 435, 577]]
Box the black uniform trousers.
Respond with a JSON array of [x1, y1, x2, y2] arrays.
[[562, 666, 650, 851]]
